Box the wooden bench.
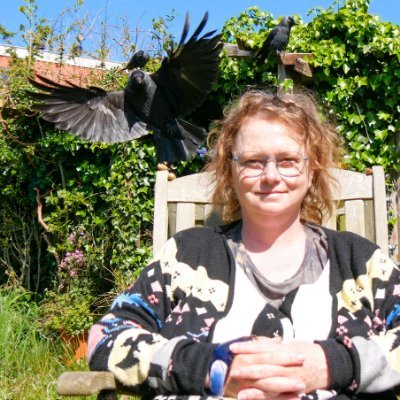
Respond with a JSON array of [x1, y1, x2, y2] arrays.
[[57, 166, 389, 398]]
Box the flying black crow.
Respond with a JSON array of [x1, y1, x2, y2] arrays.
[[123, 50, 150, 70], [256, 16, 297, 62], [27, 12, 223, 166]]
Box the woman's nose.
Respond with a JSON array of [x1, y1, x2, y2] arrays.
[[260, 160, 281, 182]]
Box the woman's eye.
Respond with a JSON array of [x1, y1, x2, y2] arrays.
[[244, 159, 262, 167], [280, 159, 295, 165]]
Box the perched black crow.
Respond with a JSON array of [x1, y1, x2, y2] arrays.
[[256, 16, 297, 62], [27, 12, 223, 166], [123, 50, 150, 70]]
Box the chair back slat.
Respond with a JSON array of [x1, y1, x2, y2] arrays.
[[344, 200, 366, 238], [153, 167, 389, 255], [175, 203, 196, 232]]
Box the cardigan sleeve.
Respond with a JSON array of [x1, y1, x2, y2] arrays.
[[352, 249, 400, 393], [320, 249, 400, 395], [87, 237, 217, 396]]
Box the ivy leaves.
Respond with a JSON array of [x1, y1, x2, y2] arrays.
[[294, 0, 400, 176], [216, 0, 399, 179]]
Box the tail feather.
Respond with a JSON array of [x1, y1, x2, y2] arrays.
[[154, 119, 207, 164]]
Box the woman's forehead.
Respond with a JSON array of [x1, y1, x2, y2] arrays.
[[234, 118, 304, 147], [240, 115, 302, 134]]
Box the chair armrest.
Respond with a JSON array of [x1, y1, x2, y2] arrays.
[[56, 371, 116, 396]]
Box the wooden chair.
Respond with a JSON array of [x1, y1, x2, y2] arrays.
[[56, 165, 389, 398], [153, 166, 389, 255]]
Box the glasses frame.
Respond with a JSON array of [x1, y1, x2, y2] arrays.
[[231, 151, 309, 178]]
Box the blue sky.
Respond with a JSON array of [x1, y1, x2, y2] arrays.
[[1, 0, 399, 62]]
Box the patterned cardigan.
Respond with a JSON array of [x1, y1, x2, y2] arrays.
[[88, 223, 400, 400]]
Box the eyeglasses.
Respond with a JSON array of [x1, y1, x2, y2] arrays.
[[231, 151, 309, 178]]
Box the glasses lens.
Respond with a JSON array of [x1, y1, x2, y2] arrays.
[[276, 152, 305, 177], [235, 151, 306, 177], [236, 152, 265, 177]]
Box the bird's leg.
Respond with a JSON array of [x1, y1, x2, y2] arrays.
[[168, 171, 177, 181], [157, 161, 169, 171], [277, 49, 288, 61], [157, 162, 176, 180]]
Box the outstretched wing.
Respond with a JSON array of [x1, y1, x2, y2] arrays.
[[27, 74, 149, 143], [151, 12, 223, 117]]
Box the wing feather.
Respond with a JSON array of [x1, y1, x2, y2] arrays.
[[151, 12, 223, 117], [27, 74, 150, 142]]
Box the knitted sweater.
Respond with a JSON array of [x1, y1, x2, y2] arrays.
[[88, 223, 400, 399]]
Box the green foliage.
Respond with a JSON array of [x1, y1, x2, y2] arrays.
[[215, 0, 400, 183], [41, 287, 96, 336], [222, 6, 273, 50], [151, 11, 177, 57], [0, 287, 119, 399], [0, 60, 159, 333], [19, 0, 52, 52], [0, 25, 14, 42], [0, 288, 65, 398], [216, 7, 276, 97], [291, 0, 400, 178]]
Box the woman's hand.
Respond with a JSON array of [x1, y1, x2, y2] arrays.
[[280, 340, 330, 392], [224, 337, 330, 399]]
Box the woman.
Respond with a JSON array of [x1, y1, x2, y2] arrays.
[[87, 91, 400, 400]]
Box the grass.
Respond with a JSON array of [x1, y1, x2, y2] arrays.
[[0, 288, 96, 399], [0, 288, 140, 399]]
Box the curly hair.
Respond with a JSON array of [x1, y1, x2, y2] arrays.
[[205, 90, 343, 224]]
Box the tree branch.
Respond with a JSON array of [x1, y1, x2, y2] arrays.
[[35, 188, 49, 231]]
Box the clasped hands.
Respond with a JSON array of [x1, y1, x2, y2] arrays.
[[224, 337, 330, 400]]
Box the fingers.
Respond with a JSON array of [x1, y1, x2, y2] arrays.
[[230, 337, 305, 367], [225, 340, 306, 400], [230, 337, 283, 353], [234, 376, 305, 400], [227, 366, 306, 400], [231, 364, 289, 379], [230, 348, 305, 367], [232, 373, 306, 395], [237, 387, 301, 400], [252, 336, 282, 344]]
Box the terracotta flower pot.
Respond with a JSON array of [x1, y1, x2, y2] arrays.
[[60, 329, 88, 364]]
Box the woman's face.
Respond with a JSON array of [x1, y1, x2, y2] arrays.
[[231, 116, 312, 222]]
